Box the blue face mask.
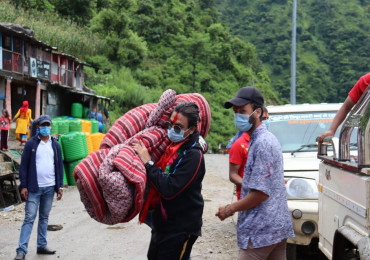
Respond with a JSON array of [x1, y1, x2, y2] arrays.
[[262, 120, 270, 130], [39, 126, 51, 136], [234, 110, 256, 132], [167, 128, 190, 143]]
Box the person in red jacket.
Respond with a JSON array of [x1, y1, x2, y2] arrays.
[[318, 72, 370, 143], [229, 132, 249, 200]]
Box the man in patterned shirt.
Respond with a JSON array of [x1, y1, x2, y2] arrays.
[[216, 87, 294, 260]]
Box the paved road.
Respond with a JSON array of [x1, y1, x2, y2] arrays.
[[0, 186, 152, 260], [0, 154, 327, 260], [0, 154, 232, 260]]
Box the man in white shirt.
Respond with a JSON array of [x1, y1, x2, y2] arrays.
[[15, 115, 64, 260]]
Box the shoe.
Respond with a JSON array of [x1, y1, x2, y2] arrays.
[[37, 247, 56, 255], [47, 224, 63, 231], [14, 251, 25, 260]]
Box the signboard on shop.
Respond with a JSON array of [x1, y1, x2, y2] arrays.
[[37, 60, 50, 80], [30, 57, 37, 77]]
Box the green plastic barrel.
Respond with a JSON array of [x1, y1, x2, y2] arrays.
[[58, 136, 64, 161], [78, 132, 88, 156], [53, 116, 68, 121], [61, 132, 88, 162], [71, 132, 88, 155], [63, 166, 68, 185], [71, 103, 83, 118], [66, 159, 82, 186], [57, 120, 69, 135], [51, 120, 58, 135], [90, 119, 99, 133], [83, 107, 89, 118], [68, 119, 82, 132]]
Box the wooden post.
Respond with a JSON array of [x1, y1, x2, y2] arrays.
[[5, 77, 12, 117], [35, 80, 41, 118]]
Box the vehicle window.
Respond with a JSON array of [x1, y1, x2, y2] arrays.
[[269, 112, 357, 153]]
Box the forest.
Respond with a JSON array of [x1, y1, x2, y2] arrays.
[[1, 0, 369, 150], [215, 0, 370, 104]]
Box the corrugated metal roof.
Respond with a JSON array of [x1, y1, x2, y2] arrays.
[[0, 22, 51, 49], [0, 22, 89, 65]]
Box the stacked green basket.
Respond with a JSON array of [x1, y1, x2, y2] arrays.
[[61, 132, 88, 186], [71, 103, 83, 118], [57, 120, 69, 135], [58, 137, 68, 186], [83, 107, 89, 119], [63, 167, 68, 186], [80, 132, 88, 155], [65, 159, 82, 186], [69, 119, 82, 132], [90, 119, 99, 133], [61, 132, 88, 162], [51, 120, 58, 135]]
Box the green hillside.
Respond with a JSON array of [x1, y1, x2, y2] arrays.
[[215, 0, 370, 103], [2, 0, 284, 150]]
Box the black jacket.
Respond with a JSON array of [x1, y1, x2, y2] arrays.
[[146, 131, 207, 234]]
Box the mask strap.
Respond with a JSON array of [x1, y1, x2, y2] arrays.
[[182, 126, 193, 139], [249, 109, 257, 126]]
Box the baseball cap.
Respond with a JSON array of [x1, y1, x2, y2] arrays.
[[37, 115, 52, 125], [224, 87, 264, 108]]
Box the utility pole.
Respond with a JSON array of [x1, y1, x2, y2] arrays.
[[291, 0, 297, 104]]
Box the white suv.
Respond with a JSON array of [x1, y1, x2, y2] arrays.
[[267, 103, 351, 257]]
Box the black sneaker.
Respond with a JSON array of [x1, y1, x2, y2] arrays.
[[14, 252, 25, 260], [37, 247, 56, 255]]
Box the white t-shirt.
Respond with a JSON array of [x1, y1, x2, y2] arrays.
[[36, 136, 55, 187]]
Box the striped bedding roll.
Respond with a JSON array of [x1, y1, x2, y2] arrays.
[[73, 90, 211, 225]]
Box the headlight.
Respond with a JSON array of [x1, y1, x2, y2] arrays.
[[286, 178, 318, 199]]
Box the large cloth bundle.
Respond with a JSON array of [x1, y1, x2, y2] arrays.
[[73, 90, 211, 225]]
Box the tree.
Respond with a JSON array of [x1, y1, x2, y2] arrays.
[[49, 0, 96, 25], [172, 33, 211, 91]]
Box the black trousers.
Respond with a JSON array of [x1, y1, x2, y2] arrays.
[[1, 129, 8, 150], [147, 231, 198, 260]]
